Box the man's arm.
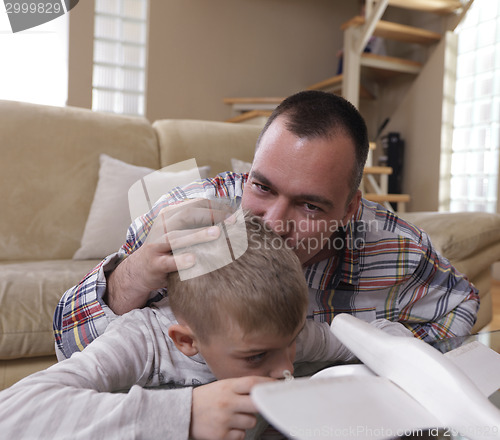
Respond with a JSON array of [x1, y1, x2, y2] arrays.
[[351, 206, 480, 343], [53, 203, 160, 359], [397, 231, 480, 341]]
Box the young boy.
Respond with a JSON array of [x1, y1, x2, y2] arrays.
[[0, 211, 310, 439]]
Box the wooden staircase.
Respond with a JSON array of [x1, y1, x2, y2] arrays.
[[223, 0, 472, 212], [335, 0, 466, 109]]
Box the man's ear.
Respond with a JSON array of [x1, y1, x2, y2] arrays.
[[342, 189, 361, 226], [168, 324, 199, 357]]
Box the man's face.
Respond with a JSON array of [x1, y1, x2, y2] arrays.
[[241, 116, 360, 265], [196, 320, 302, 380]]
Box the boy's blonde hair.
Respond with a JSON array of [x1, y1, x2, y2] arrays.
[[168, 211, 308, 342]]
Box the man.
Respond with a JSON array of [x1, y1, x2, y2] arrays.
[[54, 90, 478, 437]]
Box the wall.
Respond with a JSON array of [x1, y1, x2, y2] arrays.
[[67, 0, 94, 109], [67, 0, 357, 121], [145, 0, 355, 122], [378, 35, 449, 212], [66, 1, 450, 212]]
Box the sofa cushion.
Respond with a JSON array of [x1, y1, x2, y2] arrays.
[[0, 100, 160, 262], [0, 260, 99, 359], [73, 155, 211, 260], [402, 211, 500, 262]]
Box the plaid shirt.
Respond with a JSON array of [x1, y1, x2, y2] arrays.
[[54, 172, 479, 358]]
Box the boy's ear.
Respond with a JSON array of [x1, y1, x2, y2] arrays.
[[168, 324, 199, 357]]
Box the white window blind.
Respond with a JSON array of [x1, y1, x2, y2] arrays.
[[447, 0, 500, 213], [92, 0, 149, 116]]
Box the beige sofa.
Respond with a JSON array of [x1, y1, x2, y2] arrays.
[[1, 99, 499, 390], [0, 100, 260, 389]]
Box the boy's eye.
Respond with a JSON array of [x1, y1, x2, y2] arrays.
[[245, 352, 267, 365]]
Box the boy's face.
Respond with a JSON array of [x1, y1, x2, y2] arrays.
[[195, 319, 304, 380]]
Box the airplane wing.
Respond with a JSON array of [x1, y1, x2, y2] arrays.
[[251, 315, 500, 440], [443, 340, 500, 398], [252, 369, 441, 440]]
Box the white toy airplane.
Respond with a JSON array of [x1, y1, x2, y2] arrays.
[[252, 314, 500, 440]]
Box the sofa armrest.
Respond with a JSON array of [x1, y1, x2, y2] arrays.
[[402, 211, 500, 262], [153, 119, 261, 176]]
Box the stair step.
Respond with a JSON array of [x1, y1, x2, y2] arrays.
[[364, 192, 410, 212], [364, 193, 410, 203], [388, 0, 462, 14], [361, 53, 422, 77], [307, 74, 375, 100], [223, 97, 283, 112], [308, 74, 342, 91], [226, 110, 272, 123], [308, 53, 421, 95], [363, 166, 393, 175], [342, 16, 442, 45], [223, 97, 284, 105]]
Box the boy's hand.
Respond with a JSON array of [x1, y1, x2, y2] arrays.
[[105, 198, 235, 315], [190, 376, 274, 440]]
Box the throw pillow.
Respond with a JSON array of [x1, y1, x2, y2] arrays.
[[73, 154, 210, 260]]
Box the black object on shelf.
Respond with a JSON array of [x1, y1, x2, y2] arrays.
[[378, 132, 405, 209]]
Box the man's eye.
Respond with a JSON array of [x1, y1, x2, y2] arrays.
[[253, 182, 271, 193], [304, 203, 321, 212], [246, 352, 267, 364]]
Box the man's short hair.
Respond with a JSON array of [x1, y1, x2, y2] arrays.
[[257, 90, 370, 202], [167, 212, 308, 342]]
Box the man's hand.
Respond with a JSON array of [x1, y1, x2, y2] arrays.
[[190, 376, 274, 440], [105, 198, 236, 315]]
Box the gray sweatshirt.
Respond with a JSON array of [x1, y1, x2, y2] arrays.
[[0, 297, 411, 439]]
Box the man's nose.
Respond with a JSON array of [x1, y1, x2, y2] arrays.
[[263, 200, 292, 236]]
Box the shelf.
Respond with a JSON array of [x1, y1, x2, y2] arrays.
[[342, 16, 442, 45]]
